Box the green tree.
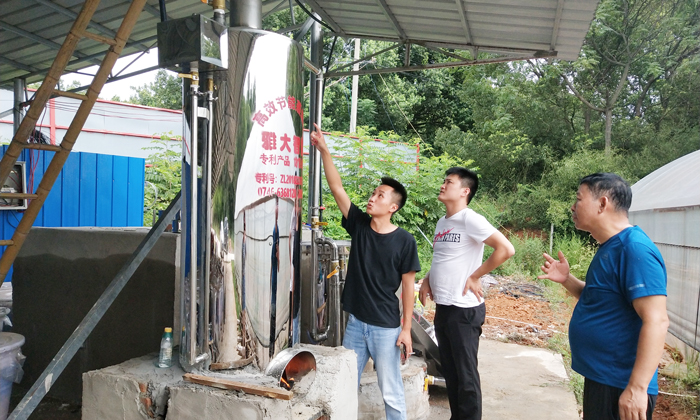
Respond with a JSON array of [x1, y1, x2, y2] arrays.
[[143, 135, 181, 226], [434, 63, 583, 193], [127, 69, 182, 110], [555, 0, 700, 153]]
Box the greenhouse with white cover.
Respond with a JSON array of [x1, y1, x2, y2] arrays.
[[629, 149, 700, 353]]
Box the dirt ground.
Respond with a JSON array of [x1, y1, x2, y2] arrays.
[[421, 276, 698, 420]]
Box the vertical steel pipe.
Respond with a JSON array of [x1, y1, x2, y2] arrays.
[[188, 66, 199, 366], [307, 19, 323, 224], [315, 237, 340, 345], [13, 78, 24, 136], [202, 76, 215, 366], [230, 0, 262, 29]]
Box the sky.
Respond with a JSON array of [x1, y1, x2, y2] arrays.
[[60, 48, 176, 101]]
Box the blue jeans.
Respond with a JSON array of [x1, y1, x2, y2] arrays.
[[343, 314, 407, 420]]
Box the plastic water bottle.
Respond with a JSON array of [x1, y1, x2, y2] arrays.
[[157, 327, 173, 368]]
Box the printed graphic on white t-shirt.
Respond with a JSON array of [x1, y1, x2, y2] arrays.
[[430, 208, 497, 308]]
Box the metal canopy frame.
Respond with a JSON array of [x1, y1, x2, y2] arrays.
[[0, 0, 288, 88], [302, 0, 597, 77], [0, 0, 598, 89], [324, 41, 557, 79]]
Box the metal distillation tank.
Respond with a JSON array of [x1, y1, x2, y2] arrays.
[[172, 22, 304, 371]]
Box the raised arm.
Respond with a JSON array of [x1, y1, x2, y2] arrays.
[[538, 251, 585, 299], [309, 123, 351, 218]]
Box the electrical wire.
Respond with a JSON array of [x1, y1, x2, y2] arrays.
[[325, 36, 338, 74], [293, 0, 334, 32], [369, 74, 396, 132], [8, 211, 21, 228], [376, 72, 424, 143], [45, 100, 182, 122]]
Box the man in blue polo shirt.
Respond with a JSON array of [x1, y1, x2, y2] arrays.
[[539, 173, 669, 420]]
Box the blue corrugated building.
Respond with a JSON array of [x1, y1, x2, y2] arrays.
[[0, 89, 183, 284], [0, 146, 145, 282]]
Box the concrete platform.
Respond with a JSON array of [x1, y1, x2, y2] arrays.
[[429, 339, 580, 420], [82, 344, 358, 420]]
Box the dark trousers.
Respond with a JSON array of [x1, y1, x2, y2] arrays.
[[583, 378, 657, 420], [434, 303, 486, 420]]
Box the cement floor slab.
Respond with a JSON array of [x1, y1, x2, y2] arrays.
[[428, 339, 580, 420]]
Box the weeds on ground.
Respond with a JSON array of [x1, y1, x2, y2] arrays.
[[548, 331, 584, 406], [486, 231, 596, 285], [662, 350, 700, 415]]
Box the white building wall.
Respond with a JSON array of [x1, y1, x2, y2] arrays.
[[0, 88, 182, 159]]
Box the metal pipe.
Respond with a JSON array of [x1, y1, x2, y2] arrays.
[[311, 75, 324, 225], [188, 65, 199, 366], [315, 236, 341, 345], [311, 234, 329, 342], [212, 0, 226, 25], [203, 76, 215, 367], [158, 0, 167, 21], [230, 0, 262, 29], [308, 19, 323, 223], [349, 39, 360, 133], [424, 375, 447, 389], [178, 76, 189, 363], [287, 0, 296, 25], [325, 52, 556, 78], [303, 58, 321, 76], [13, 78, 24, 135]]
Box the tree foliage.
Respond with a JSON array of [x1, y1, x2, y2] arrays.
[[143, 135, 182, 226], [124, 69, 182, 109]]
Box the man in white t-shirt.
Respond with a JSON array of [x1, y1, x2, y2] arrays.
[[419, 167, 514, 420]]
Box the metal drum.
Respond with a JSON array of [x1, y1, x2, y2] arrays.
[[179, 28, 304, 371]]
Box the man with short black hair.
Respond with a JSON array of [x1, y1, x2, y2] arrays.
[[310, 124, 420, 420], [539, 172, 669, 420], [420, 167, 514, 420]]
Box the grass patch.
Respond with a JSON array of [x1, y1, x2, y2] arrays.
[[486, 233, 547, 279], [548, 331, 584, 405]]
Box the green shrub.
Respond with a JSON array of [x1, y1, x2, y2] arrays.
[[488, 233, 547, 278], [552, 234, 597, 281], [143, 135, 182, 227]]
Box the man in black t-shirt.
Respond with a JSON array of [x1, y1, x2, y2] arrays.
[[311, 124, 420, 420]]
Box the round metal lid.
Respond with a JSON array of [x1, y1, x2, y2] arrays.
[[0, 333, 24, 353]]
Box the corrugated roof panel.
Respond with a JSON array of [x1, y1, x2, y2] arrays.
[[310, 0, 598, 60], [0, 0, 598, 87]]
